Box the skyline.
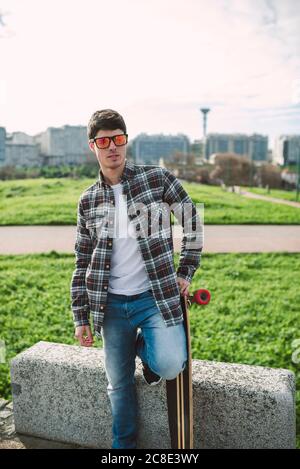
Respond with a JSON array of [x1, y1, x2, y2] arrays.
[[2, 122, 271, 142], [0, 0, 299, 150]]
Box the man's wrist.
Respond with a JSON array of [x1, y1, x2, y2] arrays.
[[176, 271, 193, 284], [74, 320, 91, 328]]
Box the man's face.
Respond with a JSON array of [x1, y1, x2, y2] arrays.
[[88, 128, 127, 170]]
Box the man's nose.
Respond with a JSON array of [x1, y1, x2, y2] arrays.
[[108, 138, 117, 149]]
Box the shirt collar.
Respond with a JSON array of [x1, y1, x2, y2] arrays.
[[97, 158, 136, 188]]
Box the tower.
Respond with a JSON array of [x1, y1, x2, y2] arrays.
[[200, 108, 210, 161]]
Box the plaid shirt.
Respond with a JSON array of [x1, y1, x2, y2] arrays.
[[70, 158, 203, 338]]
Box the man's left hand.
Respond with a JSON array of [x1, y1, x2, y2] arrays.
[[176, 277, 190, 297]]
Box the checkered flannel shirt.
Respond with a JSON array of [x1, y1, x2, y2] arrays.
[[70, 158, 203, 338]]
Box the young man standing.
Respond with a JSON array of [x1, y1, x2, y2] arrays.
[[70, 109, 203, 449]]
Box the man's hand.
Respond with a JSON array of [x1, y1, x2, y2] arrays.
[[176, 277, 190, 297], [74, 325, 94, 347]]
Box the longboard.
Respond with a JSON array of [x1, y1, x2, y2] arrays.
[[166, 288, 211, 449]]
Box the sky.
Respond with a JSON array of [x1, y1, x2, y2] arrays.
[[0, 0, 299, 149]]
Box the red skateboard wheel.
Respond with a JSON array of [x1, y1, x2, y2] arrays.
[[192, 288, 211, 305]]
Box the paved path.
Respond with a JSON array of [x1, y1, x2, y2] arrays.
[[0, 225, 300, 254], [240, 189, 300, 208]]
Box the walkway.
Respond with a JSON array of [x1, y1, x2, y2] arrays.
[[0, 225, 300, 254], [240, 189, 300, 209]]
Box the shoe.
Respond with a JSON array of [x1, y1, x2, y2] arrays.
[[141, 361, 162, 386]]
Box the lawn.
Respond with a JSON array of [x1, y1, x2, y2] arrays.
[[0, 252, 299, 447], [0, 177, 300, 225]]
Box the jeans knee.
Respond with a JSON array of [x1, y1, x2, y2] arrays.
[[153, 357, 187, 380]]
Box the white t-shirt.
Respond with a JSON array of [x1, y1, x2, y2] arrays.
[[107, 182, 151, 295]]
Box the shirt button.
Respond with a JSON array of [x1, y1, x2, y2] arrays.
[[104, 285, 108, 290], [106, 264, 110, 269], [108, 242, 112, 247], [100, 305, 104, 310]]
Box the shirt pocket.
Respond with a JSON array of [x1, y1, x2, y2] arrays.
[[86, 214, 107, 240]]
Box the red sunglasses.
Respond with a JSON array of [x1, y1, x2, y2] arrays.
[[90, 133, 128, 149]]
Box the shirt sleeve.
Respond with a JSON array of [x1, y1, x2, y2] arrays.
[[162, 168, 203, 284], [70, 196, 93, 327]]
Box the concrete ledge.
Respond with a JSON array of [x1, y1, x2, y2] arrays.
[[10, 341, 296, 449]]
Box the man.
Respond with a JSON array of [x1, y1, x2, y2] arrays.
[[70, 109, 203, 449]]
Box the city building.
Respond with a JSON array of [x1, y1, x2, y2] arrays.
[[0, 127, 5, 166], [8, 131, 35, 145], [3, 131, 41, 167], [35, 125, 91, 166], [274, 135, 300, 166], [207, 133, 268, 162], [131, 133, 190, 164], [5, 143, 40, 167]]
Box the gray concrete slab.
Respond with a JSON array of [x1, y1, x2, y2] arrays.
[[9, 341, 296, 449]]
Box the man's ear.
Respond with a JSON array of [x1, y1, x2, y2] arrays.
[[88, 141, 95, 153]]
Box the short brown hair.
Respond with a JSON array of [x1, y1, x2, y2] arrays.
[[87, 109, 127, 140]]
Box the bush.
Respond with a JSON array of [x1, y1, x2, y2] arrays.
[[0, 163, 99, 180]]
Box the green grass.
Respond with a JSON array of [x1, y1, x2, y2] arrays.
[[0, 252, 299, 447], [245, 186, 300, 203], [0, 177, 300, 225], [186, 183, 300, 224], [0, 178, 90, 225]]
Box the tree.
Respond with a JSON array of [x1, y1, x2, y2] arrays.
[[255, 163, 282, 189], [210, 153, 254, 186]]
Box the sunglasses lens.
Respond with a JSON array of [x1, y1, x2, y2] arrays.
[[95, 137, 110, 149], [114, 134, 127, 146]]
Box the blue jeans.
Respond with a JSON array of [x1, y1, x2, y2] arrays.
[[101, 289, 188, 449]]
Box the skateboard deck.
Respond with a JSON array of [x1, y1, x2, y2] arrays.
[[166, 288, 211, 449]]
